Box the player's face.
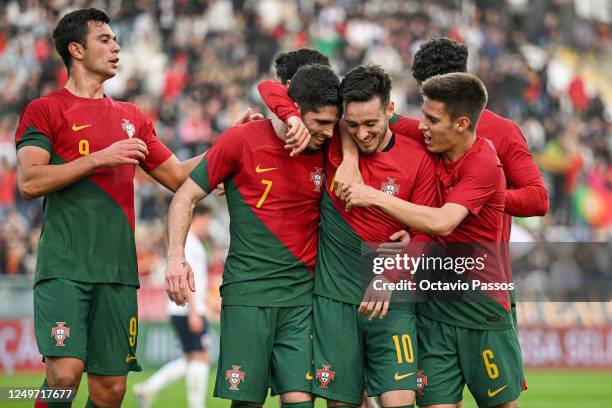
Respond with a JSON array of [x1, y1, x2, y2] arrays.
[[81, 22, 120, 79], [343, 97, 393, 155], [303, 105, 339, 150], [419, 97, 460, 154]]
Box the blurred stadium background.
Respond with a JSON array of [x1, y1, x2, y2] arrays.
[[0, 0, 610, 407]]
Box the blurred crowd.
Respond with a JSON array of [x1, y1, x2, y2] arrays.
[[0, 0, 610, 298]]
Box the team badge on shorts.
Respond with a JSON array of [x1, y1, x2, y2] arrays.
[[225, 365, 245, 390], [381, 177, 400, 196], [51, 322, 70, 347], [311, 167, 324, 192], [315, 364, 335, 388], [416, 370, 428, 395], [121, 119, 136, 138]]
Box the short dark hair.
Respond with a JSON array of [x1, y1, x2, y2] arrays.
[[412, 38, 468, 83], [274, 49, 330, 84], [340, 64, 392, 107], [288, 64, 341, 116], [52, 8, 110, 70], [421, 73, 488, 131]]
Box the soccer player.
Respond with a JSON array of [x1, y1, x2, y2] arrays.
[[340, 37, 548, 325], [260, 64, 439, 408], [134, 203, 213, 408], [15, 8, 204, 408], [344, 73, 522, 408], [263, 48, 331, 155], [166, 64, 341, 408]]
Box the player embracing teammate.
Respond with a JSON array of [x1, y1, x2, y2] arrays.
[[258, 42, 547, 408]]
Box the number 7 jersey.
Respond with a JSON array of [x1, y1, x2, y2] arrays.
[[189, 119, 324, 307]]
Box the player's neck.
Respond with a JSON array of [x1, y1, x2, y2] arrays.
[[270, 116, 288, 140], [375, 129, 393, 152], [442, 132, 476, 163], [64, 69, 106, 99]]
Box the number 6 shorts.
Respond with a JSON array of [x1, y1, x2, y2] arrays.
[[415, 313, 523, 407], [312, 295, 418, 405], [34, 278, 142, 375]]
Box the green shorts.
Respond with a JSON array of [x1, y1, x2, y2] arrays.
[[313, 296, 417, 405], [214, 305, 313, 404], [33, 278, 141, 375], [416, 314, 523, 407]]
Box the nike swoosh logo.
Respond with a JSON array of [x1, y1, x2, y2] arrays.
[[255, 165, 278, 173], [487, 385, 508, 398], [306, 372, 313, 380], [394, 372, 415, 381], [72, 124, 92, 131], [125, 355, 137, 363]]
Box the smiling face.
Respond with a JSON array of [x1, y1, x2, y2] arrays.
[[302, 105, 340, 150], [79, 21, 120, 79], [343, 97, 393, 155]]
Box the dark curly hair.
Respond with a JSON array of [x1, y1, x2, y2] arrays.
[[288, 64, 341, 116], [340, 64, 392, 107], [274, 49, 330, 85], [411, 38, 468, 84], [52, 8, 110, 71]]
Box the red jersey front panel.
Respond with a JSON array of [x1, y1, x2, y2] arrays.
[[15, 88, 172, 286], [190, 119, 323, 306]]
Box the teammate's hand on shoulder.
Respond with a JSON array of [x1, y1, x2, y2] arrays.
[[285, 115, 310, 157], [359, 275, 391, 320], [188, 313, 204, 334], [377, 230, 411, 257], [233, 108, 264, 126], [334, 159, 363, 198], [165, 256, 196, 306], [92, 138, 149, 167]]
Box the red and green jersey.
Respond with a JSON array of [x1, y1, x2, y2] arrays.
[[189, 119, 323, 307], [257, 79, 439, 305], [419, 137, 511, 330], [314, 131, 438, 305], [15, 88, 172, 286]]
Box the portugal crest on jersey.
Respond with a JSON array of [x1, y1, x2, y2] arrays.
[[311, 167, 324, 192], [51, 322, 70, 347], [416, 369, 428, 395], [225, 365, 245, 390], [381, 177, 400, 196], [121, 119, 135, 138], [316, 364, 335, 388]]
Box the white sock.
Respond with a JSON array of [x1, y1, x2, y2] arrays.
[[186, 360, 209, 408], [142, 357, 187, 395]]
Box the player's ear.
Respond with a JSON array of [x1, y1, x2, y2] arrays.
[[286, 79, 291, 88], [455, 116, 470, 133], [68, 41, 85, 62], [386, 101, 395, 119]]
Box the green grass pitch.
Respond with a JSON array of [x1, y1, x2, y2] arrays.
[[1, 369, 611, 407]]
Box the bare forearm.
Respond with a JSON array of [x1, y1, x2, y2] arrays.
[[181, 155, 202, 175], [18, 155, 101, 199], [151, 154, 204, 193], [167, 194, 198, 259], [374, 193, 452, 236], [340, 121, 359, 163]]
